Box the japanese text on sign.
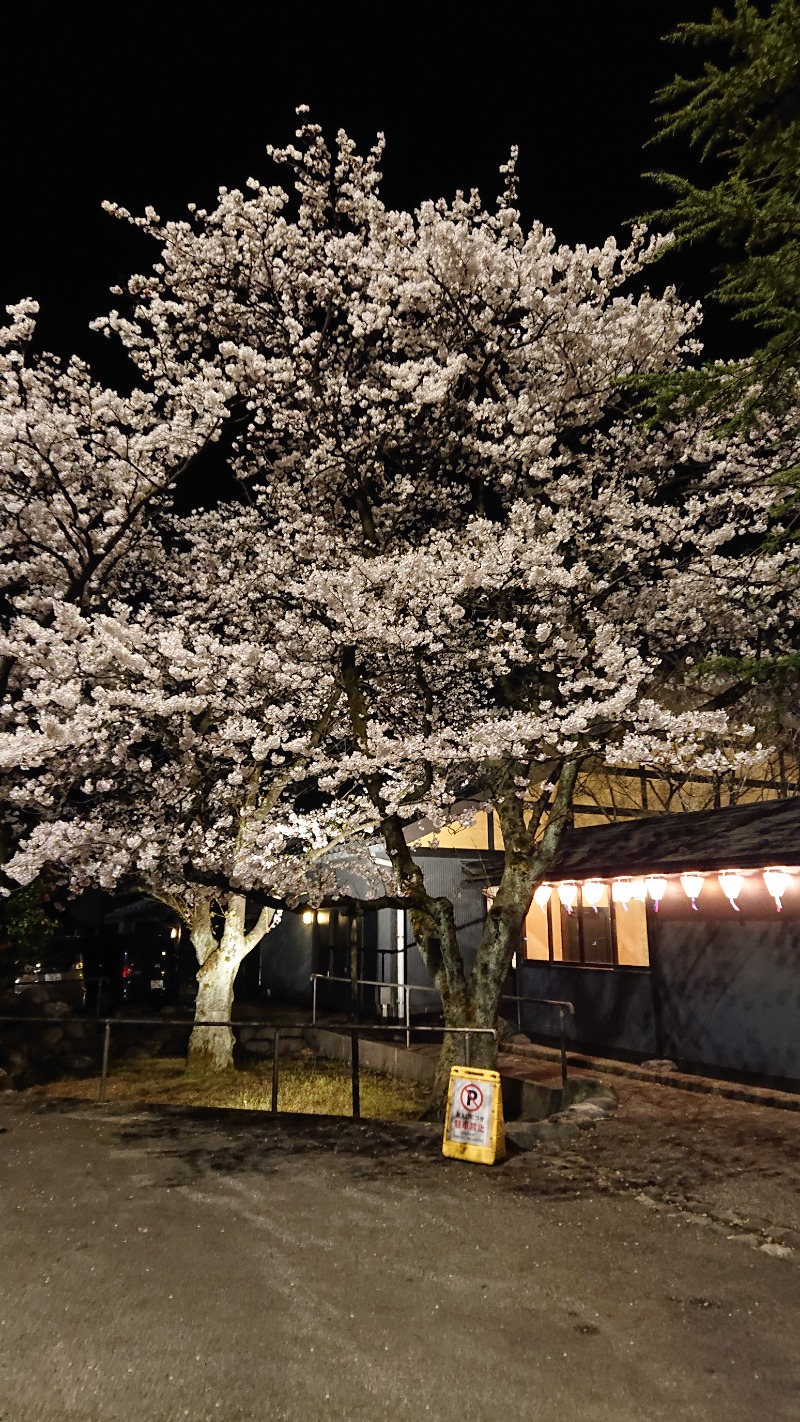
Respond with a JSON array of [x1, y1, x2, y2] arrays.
[[447, 1074, 493, 1147]]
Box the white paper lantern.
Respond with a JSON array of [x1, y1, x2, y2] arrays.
[[718, 871, 743, 911], [645, 876, 668, 912], [680, 873, 704, 910], [557, 882, 578, 914], [763, 867, 790, 912], [612, 878, 634, 911], [533, 883, 552, 910], [583, 880, 606, 912]]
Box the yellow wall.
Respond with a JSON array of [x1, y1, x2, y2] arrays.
[[413, 819, 492, 851], [412, 757, 797, 852]]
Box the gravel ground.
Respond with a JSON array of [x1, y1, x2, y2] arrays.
[[0, 1076, 798, 1422]]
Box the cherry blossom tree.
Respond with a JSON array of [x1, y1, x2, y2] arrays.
[[91, 118, 795, 1100], [0, 305, 294, 1067], [1, 506, 372, 1069], [0, 301, 230, 638], [0, 298, 231, 856], [3, 118, 797, 1101]]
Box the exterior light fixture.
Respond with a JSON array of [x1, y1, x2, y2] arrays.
[[583, 881, 605, 913], [763, 868, 790, 912], [302, 910, 315, 926], [611, 878, 635, 911], [680, 873, 704, 910], [645, 876, 668, 912], [533, 883, 553, 910], [557, 882, 578, 914], [718, 871, 743, 911], [317, 910, 330, 926], [170, 926, 179, 939]]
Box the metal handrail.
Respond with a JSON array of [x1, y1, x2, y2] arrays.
[[311, 972, 438, 1047], [500, 992, 575, 1017], [0, 1014, 495, 1119], [309, 974, 575, 1086], [496, 993, 575, 1089]]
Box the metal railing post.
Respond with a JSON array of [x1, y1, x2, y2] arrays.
[[464, 1030, 471, 1068], [312, 975, 318, 1026], [349, 915, 360, 1023], [271, 1030, 280, 1113], [99, 1020, 111, 1103], [350, 1028, 361, 1119], [559, 1009, 568, 1089], [94, 977, 106, 1017], [405, 984, 411, 1050]]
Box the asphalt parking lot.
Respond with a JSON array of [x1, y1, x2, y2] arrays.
[[0, 1078, 798, 1422]]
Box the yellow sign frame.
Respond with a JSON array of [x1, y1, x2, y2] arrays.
[[442, 1065, 505, 1165]]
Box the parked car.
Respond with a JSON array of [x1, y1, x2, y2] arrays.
[[82, 897, 184, 1011], [120, 939, 178, 1007], [13, 938, 87, 1009]]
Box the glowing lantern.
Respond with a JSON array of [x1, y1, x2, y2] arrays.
[[302, 910, 315, 925], [611, 878, 635, 911], [583, 880, 605, 913], [763, 868, 790, 912], [645, 876, 668, 912], [557, 882, 578, 914], [718, 871, 743, 912], [533, 883, 553, 910], [680, 873, 704, 910]]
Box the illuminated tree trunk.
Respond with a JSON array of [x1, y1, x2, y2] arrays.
[[187, 894, 275, 1071]]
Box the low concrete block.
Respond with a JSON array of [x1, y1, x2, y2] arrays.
[[302, 1027, 615, 1123], [303, 1028, 438, 1087]]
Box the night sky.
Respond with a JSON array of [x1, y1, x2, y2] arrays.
[[4, 2, 722, 368]]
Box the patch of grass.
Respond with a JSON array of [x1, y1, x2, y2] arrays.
[[27, 1053, 429, 1120]]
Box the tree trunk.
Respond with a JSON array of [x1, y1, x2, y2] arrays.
[[423, 761, 582, 1117], [428, 936, 510, 1112], [190, 947, 242, 1070], [187, 894, 275, 1071], [340, 650, 581, 1120]]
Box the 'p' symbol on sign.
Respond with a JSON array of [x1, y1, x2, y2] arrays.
[[460, 1083, 484, 1112]]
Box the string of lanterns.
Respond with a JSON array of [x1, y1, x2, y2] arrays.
[[532, 868, 796, 915]]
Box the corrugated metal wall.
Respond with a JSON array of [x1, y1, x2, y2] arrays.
[[401, 854, 487, 1014], [258, 911, 313, 1001]]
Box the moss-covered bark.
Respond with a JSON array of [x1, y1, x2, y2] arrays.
[[382, 762, 581, 1117]]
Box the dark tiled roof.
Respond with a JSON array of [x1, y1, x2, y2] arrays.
[[544, 796, 800, 879]]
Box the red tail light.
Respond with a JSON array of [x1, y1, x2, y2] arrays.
[[122, 964, 133, 980]]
